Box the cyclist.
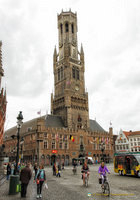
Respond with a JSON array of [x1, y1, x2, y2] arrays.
[[98, 162, 110, 188], [81, 161, 89, 185]]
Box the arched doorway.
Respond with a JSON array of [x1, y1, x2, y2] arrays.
[[57, 155, 61, 164], [46, 155, 50, 166], [51, 155, 56, 165], [65, 155, 69, 166], [41, 154, 45, 165]]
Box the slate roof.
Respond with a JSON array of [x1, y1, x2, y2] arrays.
[[45, 115, 64, 128], [4, 116, 43, 139], [4, 115, 106, 140], [89, 119, 106, 133]]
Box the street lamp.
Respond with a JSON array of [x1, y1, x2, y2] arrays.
[[20, 137, 24, 162], [15, 111, 23, 174]]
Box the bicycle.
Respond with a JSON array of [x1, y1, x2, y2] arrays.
[[99, 175, 110, 196], [82, 170, 89, 187], [73, 167, 77, 175]]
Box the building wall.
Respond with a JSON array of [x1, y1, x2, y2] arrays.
[[4, 118, 114, 165], [115, 130, 129, 152], [129, 134, 140, 152]]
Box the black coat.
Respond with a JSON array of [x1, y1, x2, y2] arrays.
[[7, 164, 11, 175]]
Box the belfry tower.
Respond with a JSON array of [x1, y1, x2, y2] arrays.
[[51, 10, 89, 129]]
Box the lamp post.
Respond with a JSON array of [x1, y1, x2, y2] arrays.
[[20, 137, 24, 163], [15, 111, 23, 174]]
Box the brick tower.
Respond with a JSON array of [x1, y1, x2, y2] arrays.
[[51, 10, 89, 129], [0, 41, 7, 144]]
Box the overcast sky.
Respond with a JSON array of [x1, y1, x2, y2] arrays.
[[0, 0, 140, 134]]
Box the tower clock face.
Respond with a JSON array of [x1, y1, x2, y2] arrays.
[[75, 85, 79, 91]]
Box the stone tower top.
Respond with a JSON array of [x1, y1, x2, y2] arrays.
[[57, 10, 78, 61]]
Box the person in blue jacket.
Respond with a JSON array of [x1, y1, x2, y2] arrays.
[[35, 165, 46, 199]]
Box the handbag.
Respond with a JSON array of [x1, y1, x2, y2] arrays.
[[44, 183, 48, 190], [16, 184, 21, 192], [36, 179, 40, 184], [99, 178, 102, 184]]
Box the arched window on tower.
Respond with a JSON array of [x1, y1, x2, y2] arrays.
[[76, 68, 80, 80], [61, 67, 63, 79], [71, 23, 74, 33], [58, 69, 60, 81], [60, 24, 63, 34], [65, 23, 69, 32], [72, 67, 75, 79]]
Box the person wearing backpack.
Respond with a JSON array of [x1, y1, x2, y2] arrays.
[[35, 164, 46, 199], [7, 163, 11, 180]]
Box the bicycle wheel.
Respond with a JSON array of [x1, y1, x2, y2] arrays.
[[104, 182, 110, 196], [85, 178, 88, 187], [102, 185, 105, 193]]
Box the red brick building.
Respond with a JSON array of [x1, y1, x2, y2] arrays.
[[4, 10, 114, 165], [0, 41, 7, 145]]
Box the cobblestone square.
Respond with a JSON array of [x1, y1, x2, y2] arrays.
[[0, 164, 140, 200]]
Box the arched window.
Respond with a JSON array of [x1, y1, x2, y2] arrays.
[[76, 68, 80, 80], [72, 67, 75, 78], [58, 69, 60, 81], [71, 23, 74, 33], [61, 67, 63, 79], [65, 23, 69, 32], [60, 24, 63, 34]]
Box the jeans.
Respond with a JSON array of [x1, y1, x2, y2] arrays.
[[37, 181, 44, 195], [100, 175, 106, 184], [21, 183, 28, 197], [7, 175, 10, 180]]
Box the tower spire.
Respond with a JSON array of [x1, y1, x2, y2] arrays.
[[53, 46, 57, 62], [80, 43, 84, 63]]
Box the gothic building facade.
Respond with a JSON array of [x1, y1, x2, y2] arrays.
[[4, 10, 113, 165], [0, 41, 7, 145]]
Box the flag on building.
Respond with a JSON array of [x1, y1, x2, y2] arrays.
[[37, 110, 41, 115], [106, 138, 108, 144], [56, 133, 59, 142], [96, 137, 99, 144], [69, 135, 74, 142]]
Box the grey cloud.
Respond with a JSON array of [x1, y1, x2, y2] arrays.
[[113, 71, 140, 89]]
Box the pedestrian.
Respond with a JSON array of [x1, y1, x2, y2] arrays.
[[53, 163, 56, 176], [7, 163, 11, 180], [34, 164, 46, 199], [34, 163, 38, 177], [11, 163, 14, 175], [20, 162, 32, 198], [62, 161, 64, 170], [56, 163, 61, 177]]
